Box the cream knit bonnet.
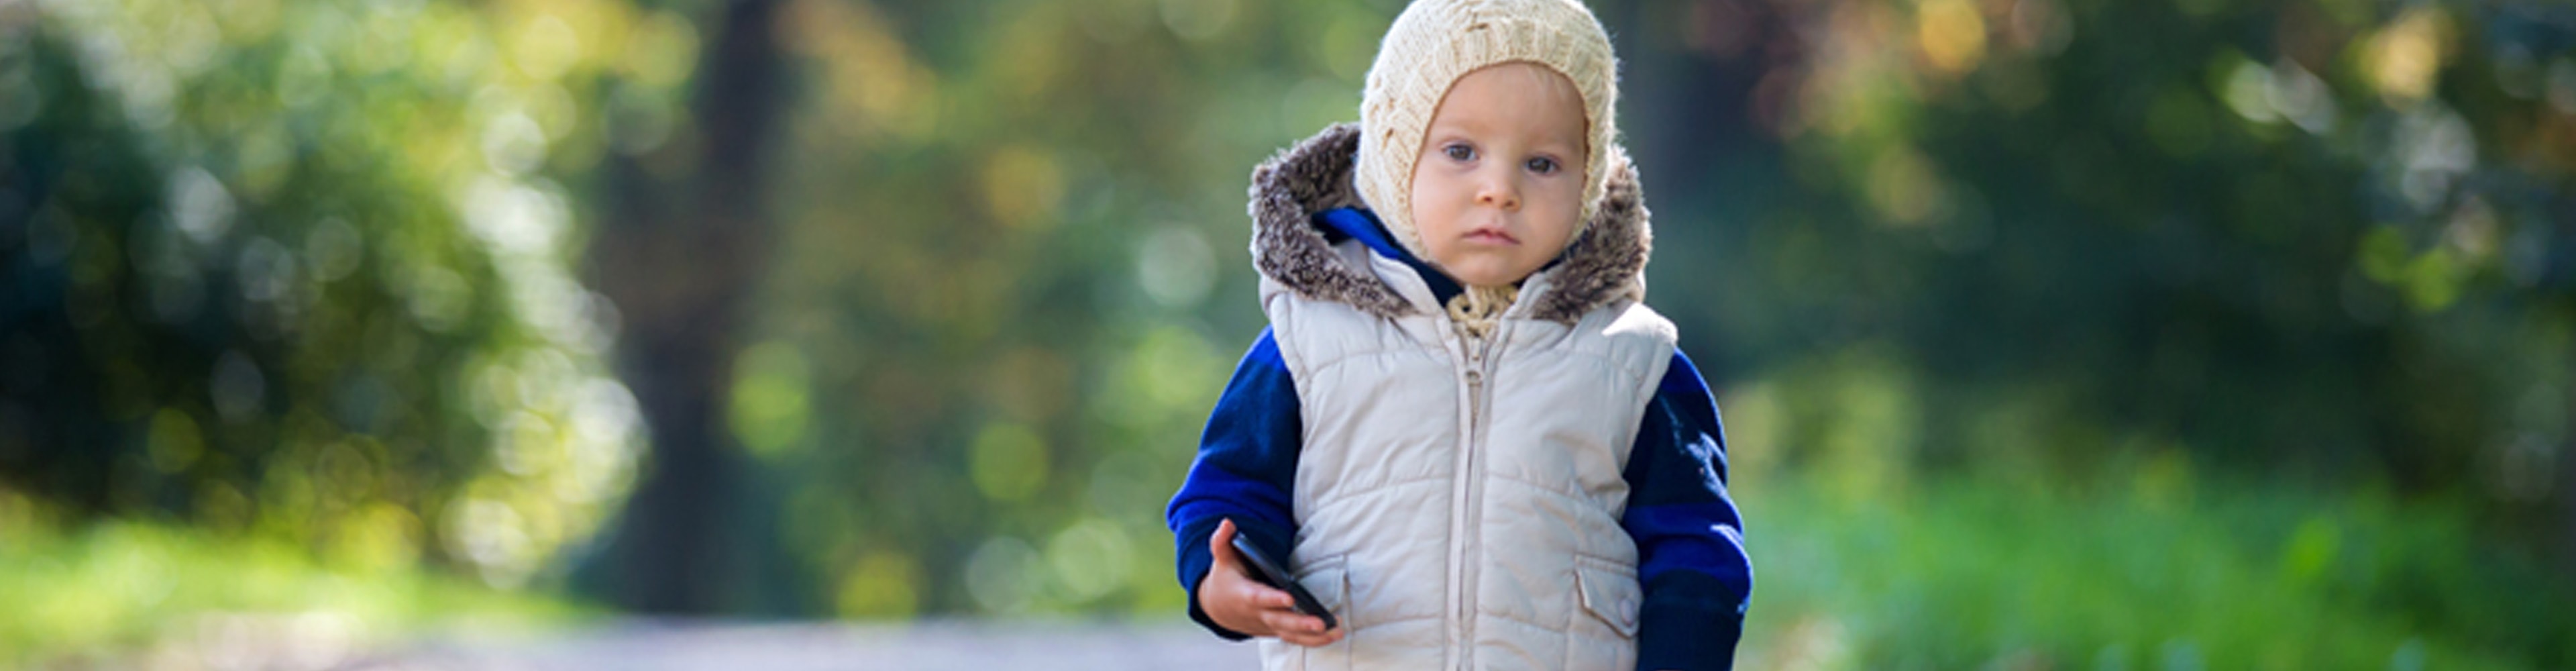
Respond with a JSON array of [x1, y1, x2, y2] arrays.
[[1354, 0, 1622, 272]]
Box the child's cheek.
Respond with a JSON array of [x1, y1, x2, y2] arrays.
[[1408, 168, 1463, 235]]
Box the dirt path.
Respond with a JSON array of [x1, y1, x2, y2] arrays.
[[341, 619, 1256, 671]]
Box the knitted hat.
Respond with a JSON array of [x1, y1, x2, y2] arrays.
[[1354, 0, 1621, 265]]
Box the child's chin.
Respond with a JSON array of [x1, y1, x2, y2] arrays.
[[1445, 263, 1534, 287]]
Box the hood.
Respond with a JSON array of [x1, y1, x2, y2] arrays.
[[1246, 123, 1652, 324]]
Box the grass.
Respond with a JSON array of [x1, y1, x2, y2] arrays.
[[0, 517, 594, 669], [1733, 468, 2575, 670]]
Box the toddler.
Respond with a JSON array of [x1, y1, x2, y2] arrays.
[[1166, 1, 1751, 668]]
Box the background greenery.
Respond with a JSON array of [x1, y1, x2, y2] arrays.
[[2, 0, 2571, 668]]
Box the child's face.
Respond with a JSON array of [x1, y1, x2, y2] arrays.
[[1408, 62, 1589, 288]]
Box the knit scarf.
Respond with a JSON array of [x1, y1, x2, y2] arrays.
[[1445, 284, 1519, 340]]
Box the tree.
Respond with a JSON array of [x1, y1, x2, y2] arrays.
[[590, 0, 792, 614], [0, 0, 686, 588]]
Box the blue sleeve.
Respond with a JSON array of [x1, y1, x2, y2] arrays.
[[1166, 327, 1303, 641], [1621, 349, 1752, 671]]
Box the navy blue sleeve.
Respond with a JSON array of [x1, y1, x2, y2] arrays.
[[1621, 349, 1752, 671], [1166, 327, 1303, 640]]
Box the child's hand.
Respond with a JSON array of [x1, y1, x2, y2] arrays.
[[1199, 518, 1344, 648]]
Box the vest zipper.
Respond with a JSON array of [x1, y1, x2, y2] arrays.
[[1451, 331, 1496, 670]]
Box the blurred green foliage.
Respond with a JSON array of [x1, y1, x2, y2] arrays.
[[729, 0, 1398, 618], [1656, 0, 2576, 513], [0, 0, 692, 595], [1734, 468, 2575, 670]]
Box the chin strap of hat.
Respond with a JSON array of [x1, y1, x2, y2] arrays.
[[1445, 284, 1519, 341]]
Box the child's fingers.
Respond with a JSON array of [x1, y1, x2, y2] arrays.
[[1208, 519, 1239, 570], [1261, 609, 1327, 637], [1275, 624, 1344, 648], [1230, 581, 1292, 616], [1244, 584, 1295, 609]]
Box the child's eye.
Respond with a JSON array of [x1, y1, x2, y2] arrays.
[[1443, 144, 1476, 162], [1525, 156, 1559, 174]]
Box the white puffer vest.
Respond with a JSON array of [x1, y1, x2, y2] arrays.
[[1244, 124, 1674, 671]]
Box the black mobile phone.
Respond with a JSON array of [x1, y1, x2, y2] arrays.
[[1228, 533, 1338, 631]]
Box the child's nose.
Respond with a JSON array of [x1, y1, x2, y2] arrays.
[[1475, 171, 1521, 210]]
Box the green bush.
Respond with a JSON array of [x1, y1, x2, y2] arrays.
[[1738, 467, 2575, 670]]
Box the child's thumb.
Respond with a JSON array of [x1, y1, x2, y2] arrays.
[[1209, 518, 1239, 568]]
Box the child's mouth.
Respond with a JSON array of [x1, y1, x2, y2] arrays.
[[1464, 228, 1519, 245]]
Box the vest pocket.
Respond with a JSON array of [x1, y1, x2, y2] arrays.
[[1569, 557, 1642, 670], [1574, 557, 1641, 638], [1293, 555, 1351, 670]]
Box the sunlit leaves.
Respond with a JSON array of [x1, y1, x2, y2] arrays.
[[2359, 7, 2454, 105], [980, 146, 1065, 231], [729, 340, 812, 459], [0, 0, 680, 593], [737, 0, 1354, 618], [967, 422, 1048, 503], [833, 550, 922, 618], [775, 0, 936, 145], [1915, 0, 1986, 76]]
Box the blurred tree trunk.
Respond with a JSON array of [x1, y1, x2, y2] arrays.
[[1597, 0, 1788, 368], [1599, 0, 1773, 203], [592, 0, 788, 614]]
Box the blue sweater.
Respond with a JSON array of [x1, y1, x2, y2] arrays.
[[1166, 209, 1752, 670]]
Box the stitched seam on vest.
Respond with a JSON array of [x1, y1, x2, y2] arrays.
[[1349, 613, 1444, 627], [1483, 472, 1620, 513], [1573, 552, 1637, 574], [1472, 607, 1577, 633], [1297, 344, 1444, 380], [1498, 347, 1655, 395], [1306, 474, 1450, 508]]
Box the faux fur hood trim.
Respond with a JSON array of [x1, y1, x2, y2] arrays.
[[1246, 123, 1652, 324]]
